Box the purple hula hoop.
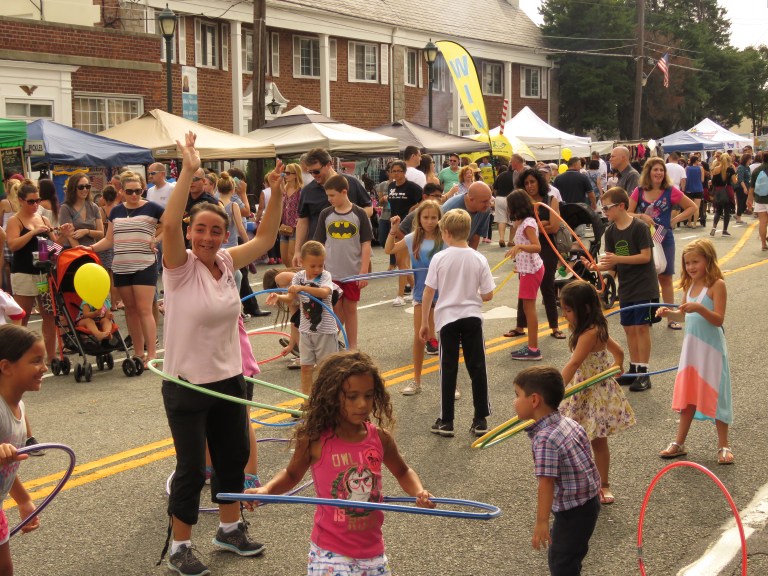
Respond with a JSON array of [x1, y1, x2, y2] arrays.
[[10, 443, 76, 537]]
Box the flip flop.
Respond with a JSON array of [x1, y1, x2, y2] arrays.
[[667, 321, 683, 330], [718, 447, 735, 465], [551, 330, 566, 339], [599, 488, 615, 505], [660, 442, 687, 459], [503, 328, 526, 338]]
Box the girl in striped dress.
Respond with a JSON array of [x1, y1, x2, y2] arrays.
[[656, 239, 733, 464]]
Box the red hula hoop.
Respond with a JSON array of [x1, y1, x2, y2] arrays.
[[637, 461, 747, 576], [533, 201, 605, 294], [245, 330, 292, 364]]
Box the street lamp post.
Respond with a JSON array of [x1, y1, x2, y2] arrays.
[[158, 5, 177, 115], [423, 40, 438, 128]]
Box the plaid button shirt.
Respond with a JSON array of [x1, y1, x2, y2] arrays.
[[527, 412, 600, 512]]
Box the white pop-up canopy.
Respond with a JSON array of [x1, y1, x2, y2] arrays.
[[688, 118, 752, 151], [99, 109, 275, 160], [246, 106, 399, 156], [499, 106, 591, 158]]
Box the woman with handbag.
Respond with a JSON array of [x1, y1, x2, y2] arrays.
[[278, 163, 302, 267], [710, 154, 737, 237], [629, 158, 697, 329]]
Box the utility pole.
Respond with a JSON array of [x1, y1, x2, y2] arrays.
[[249, 0, 267, 203], [632, 0, 645, 140]]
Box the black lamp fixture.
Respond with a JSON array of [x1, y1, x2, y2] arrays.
[[267, 97, 280, 115], [423, 40, 438, 128], [158, 4, 177, 114]]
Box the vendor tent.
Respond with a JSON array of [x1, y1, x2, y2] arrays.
[[99, 109, 275, 160], [0, 118, 26, 148], [370, 120, 488, 154], [688, 118, 752, 150], [498, 106, 591, 158], [658, 130, 721, 153], [246, 106, 398, 156], [28, 119, 154, 166]]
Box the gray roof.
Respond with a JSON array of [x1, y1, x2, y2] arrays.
[[272, 0, 544, 50]]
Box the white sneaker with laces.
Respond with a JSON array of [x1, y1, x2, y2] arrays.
[[392, 296, 406, 307], [401, 382, 422, 395]]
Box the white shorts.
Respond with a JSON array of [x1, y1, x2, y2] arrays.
[[299, 332, 338, 366], [308, 542, 390, 576], [494, 195, 509, 224], [753, 200, 768, 213], [11, 272, 42, 298]]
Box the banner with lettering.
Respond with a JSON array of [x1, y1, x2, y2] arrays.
[[436, 41, 489, 136]]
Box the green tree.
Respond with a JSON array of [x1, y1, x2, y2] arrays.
[[741, 46, 768, 136]]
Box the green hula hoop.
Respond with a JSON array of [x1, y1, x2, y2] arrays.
[[472, 366, 621, 449], [147, 359, 305, 417], [244, 375, 308, 400]]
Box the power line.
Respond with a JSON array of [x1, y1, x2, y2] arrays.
[[541, 35, 635, 41]]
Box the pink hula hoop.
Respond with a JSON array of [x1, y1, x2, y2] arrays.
[[245, 330, 292, 364], [637, 461, 747, 576]]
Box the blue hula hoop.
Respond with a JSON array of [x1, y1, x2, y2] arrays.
[[11, 443, 76, 537], [216, 493, 501, 520], [243, 288, 348, 350], [250, 416, 298, 428], [618, 366, 679, 378], [338, 268, 427, 283]]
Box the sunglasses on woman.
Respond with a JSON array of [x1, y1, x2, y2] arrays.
[[25, 198, 41, 205], [77, 184, 92, 190], [123, 188, 144, 196]]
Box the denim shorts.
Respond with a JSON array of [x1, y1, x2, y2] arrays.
[[113, 263, 158, 287]]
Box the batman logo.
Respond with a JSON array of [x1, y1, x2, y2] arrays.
[[327, 220, 358, 240]]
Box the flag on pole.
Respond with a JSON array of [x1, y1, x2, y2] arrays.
[[658, 53, 669, 88]]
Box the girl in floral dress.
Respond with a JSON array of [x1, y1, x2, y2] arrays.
[[559, 281, 636, 505]]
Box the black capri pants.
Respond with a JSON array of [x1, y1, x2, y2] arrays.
[[162, 374, 250, 526]]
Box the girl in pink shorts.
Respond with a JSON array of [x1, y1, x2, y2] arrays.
[[506, 190, 545, 361]]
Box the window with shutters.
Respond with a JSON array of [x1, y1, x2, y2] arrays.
[[434, 55, 447, 91], [292, 36, 335, 79], [405, 49, 418, 87], [195, 20, 219, 68], [482, 62, 502, 96], [271, 32, 280, 76], [349, 42, 377, 83], [521, 66, 541, 98], [242, 30, 253, 73]]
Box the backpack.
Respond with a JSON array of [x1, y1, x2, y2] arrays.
[[755, 169, 768, 199]]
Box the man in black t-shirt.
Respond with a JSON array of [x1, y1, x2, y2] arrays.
[[293, 148, 372, 266], [386, 160, 422, 219], [554, 157, 596, 208]]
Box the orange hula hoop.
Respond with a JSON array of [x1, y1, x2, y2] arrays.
[[533, 201, 605, 294]]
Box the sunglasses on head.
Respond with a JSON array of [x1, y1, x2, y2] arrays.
[[77, 184, 92, 191], [123, 188, 144, 196], [25, 198, 41, 205]]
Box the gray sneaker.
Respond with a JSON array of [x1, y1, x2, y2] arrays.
[[167, 544, 210, 576], [212, 522, 266, 556]]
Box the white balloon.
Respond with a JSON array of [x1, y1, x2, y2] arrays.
[[647, 139, 657, 151]]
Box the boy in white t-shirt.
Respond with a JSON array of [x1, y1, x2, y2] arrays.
[[419, 209, 495, 439]]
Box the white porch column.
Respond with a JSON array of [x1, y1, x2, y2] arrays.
[[319, 33, 331, 116], [230, 20, 245, 134]]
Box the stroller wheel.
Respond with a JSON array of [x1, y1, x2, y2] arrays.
[[133, 357, 145, 376], [74, 363, 83, 383], [122, 358, 136, 377], [84, 363, 93, 382], [96, 355, 105, 371], [61, 356, 71, 375], [601, 275, 618, 309], [106, 353, 115, 370], [51, 358, 61, 376]]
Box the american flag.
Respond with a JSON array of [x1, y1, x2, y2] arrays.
[[652, 224, 666, 244], [47, 239, 63, 257], [658, 53, 669, 88]]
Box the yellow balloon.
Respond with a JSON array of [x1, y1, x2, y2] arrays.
[[558, 163, 567, 174], [74, 262, 110, 309], [562, 148, 573, 161]]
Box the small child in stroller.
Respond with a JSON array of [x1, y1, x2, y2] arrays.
[[76, 298, 114, 342]]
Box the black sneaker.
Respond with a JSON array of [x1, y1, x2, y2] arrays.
[[167, 544, 210, 576], [212, 522, 266, 556], [470, 418, 488, 437], [629, 375, 652, 392], [425, 338, 439, 355], [430, 418, 454, 437], [404, 284, 412, 295], [25, 436, 45, 457]]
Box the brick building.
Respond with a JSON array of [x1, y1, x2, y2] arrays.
[[0, 0, 553, 139]]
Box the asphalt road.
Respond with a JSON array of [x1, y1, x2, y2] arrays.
[[9, 220, 768, 576]]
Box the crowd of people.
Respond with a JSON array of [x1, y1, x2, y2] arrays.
[[0, 135, 765, 576]]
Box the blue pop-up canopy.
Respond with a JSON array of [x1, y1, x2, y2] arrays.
[[27, 119, 154, 166], [658, 130, 722, 153]]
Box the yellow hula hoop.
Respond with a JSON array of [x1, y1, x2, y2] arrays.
[[490, 256, 511, 274], [493, 268, 518, 295], [471, 366, 621, 449]]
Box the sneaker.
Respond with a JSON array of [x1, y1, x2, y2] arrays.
[[287, 357, 301, 370], [278, 338, 300, 357], [167, 544, 210, 576], [629, 375, 652, 392], [454, 387, 461, 400], [430, 418, 454, 437], [470, 418, 488, 437], [404, 284, 412, 295], [244, 474, 261, 490], [510, 346, 542, 361], [392, 296, 406, 307], [722, 230, 731, 236], [425, 339, 439, 355], [212, 522, 266, 556], [710, 228, 716, 236], [25, 436, 45, 457], [404, 294, 413, 303], [401, 382, 422, 396]]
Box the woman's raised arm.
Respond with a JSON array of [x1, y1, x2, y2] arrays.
[[162, 132, 200, 270]]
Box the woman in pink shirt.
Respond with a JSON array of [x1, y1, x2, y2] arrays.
[[158, 132, 283, 575]]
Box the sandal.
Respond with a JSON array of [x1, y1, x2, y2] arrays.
[[718, 447, 735, 465], [551, 329, 566, 340], [660, 442, 687, 459], [503, 328, 526, 338], [667, 321, 683, 330], [599, 487, 615, 505]]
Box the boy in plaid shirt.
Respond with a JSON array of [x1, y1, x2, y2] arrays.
[[514, 366, 601, 576]]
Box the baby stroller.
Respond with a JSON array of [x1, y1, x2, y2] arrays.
[[553, 203, 618, 309], [46, 247, 140, 381]]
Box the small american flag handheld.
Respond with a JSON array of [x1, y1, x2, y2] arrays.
[[651, 224, 666, 244], [46, 239, 63, 258]]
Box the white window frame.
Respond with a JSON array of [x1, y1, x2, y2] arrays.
[[242, 30, 254, 73], [348, 41, 378, 83], [482, 62, 503, 96], [293, 35, 321, 78], [329, 39, 337, 81], [271, 32, 280, 77], [221, 23, 229, 71], [521, 66, 541, 98], [434, 54, 447, 92], [405, 49, 418, 87], [72, 93, 143, 134], [5, 99, 54, 121], [195, 19, 219, 69]]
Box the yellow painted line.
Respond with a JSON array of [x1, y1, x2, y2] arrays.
[[11, 224, 764, 508]]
